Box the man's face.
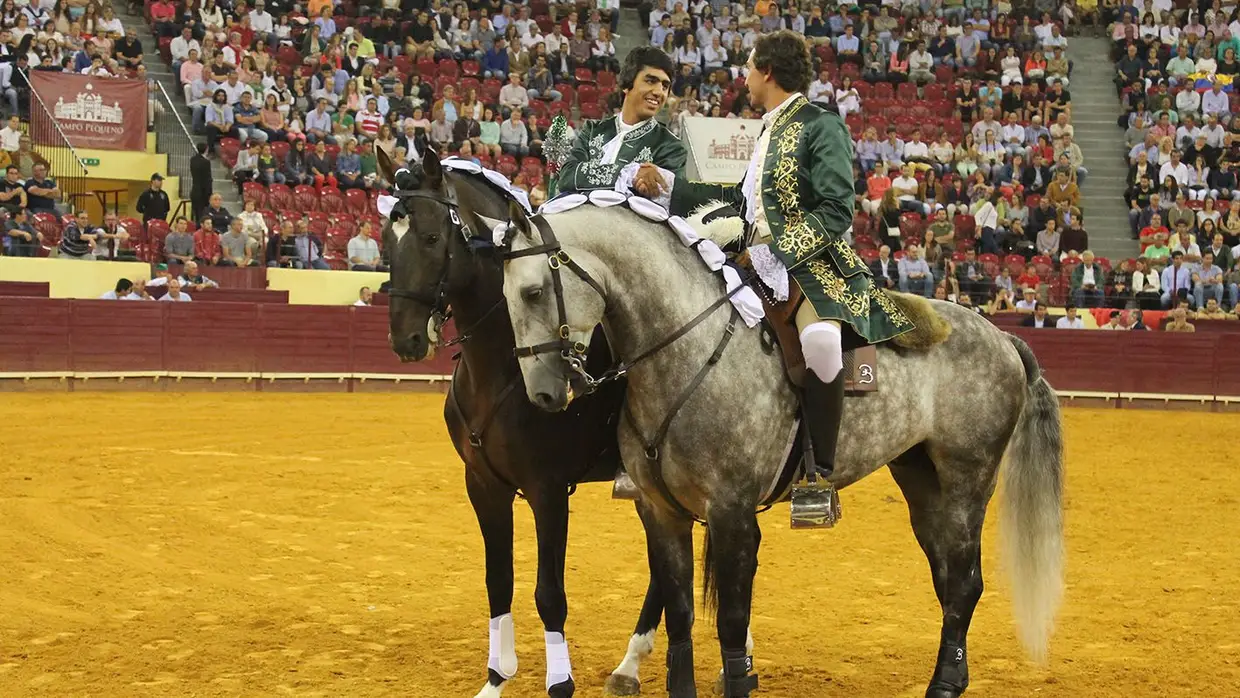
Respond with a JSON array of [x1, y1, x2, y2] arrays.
[[1066, 307, 1077, 319], [625, 65, 671, 119], [169, 278, 182, 294], [210, 194, 222, 207], [1034, 304, 1047, 319]]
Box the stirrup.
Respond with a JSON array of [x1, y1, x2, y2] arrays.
[[790, 467, 841, 530], [611, 470, 638, 500]]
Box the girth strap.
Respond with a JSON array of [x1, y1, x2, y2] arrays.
[[623, 308, 740, 523]]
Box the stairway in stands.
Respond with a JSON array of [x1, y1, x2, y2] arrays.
[[127, 10, 246, 220], [1066, 35, 1132, 262]]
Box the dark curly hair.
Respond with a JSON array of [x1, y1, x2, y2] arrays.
[[619, 45, 676, 91], [751, 30, 813, 96]]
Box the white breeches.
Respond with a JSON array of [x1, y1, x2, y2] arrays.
[[800, 320, 844, 382]]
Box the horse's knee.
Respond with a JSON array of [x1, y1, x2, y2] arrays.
[[800, 321, 843, 382]]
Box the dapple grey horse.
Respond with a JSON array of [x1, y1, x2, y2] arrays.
[[499, 202, 1065, 698]]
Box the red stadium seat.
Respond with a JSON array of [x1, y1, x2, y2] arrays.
[[261, 209, 280, 231], [319, 186, 345, 213], [293, 184, 319, 211], [978, 253, 1001, 277], [270, 140, 290, 162], [267, 183, 293, 210], [241, 181, 267, 208], [574, 67, 595, 84], [496, 154, 518, 177], [344, 188, 369, 216], [898, 211, 924, 239], [953, 214, 976, 240], [460, 60, 480, 77], [580, 102, 603, 120], [1032, 255, 1053, 277], [1004, 253, 1026, 276], [596, 71, 616, 89]]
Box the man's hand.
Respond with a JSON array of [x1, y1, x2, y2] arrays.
[[633, 163, 665, 198]]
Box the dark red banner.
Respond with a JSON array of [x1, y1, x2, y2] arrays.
[[31, 72, 148, 151]]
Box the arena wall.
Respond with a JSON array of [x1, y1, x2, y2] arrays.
[[1, 297, 1235, 409]]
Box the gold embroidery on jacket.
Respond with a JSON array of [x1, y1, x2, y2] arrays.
[[805, 260, 870, 316], [771, 121, 822, 261]]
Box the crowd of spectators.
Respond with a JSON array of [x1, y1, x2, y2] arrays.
[[1113, 0, 1240, 314]]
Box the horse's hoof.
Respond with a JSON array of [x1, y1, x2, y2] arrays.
[[925, 681, 966, 698], [548, 677, 575, 698], [604, 674, 641, 696]]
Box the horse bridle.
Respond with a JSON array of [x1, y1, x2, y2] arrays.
[[502, 214, 745, 394], [386, 186, 504, 347]]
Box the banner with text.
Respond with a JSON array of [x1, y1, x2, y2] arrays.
[[31, 73, 147, 151], [679, 115, 763, 184]]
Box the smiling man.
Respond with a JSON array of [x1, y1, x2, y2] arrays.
[[554, 46, 684, 205]]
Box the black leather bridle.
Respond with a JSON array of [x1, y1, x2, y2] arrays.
[[502, 213, 745, 395], [386, 186, 504, 347]]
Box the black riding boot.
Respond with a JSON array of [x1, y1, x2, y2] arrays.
[[790, 370, 845, 529], [803, 370, 845, 477]]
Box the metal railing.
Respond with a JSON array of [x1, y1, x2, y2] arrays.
[[153, 81, 199, 201], [28, 85, 90, 213]]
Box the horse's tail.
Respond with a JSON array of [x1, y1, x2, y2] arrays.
[[1001, 334, 1065, 664], [702, 525, 719, 614]]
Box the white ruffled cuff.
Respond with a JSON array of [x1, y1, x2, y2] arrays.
[[615, 162, 675, 210]]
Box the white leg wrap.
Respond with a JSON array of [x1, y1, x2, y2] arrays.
[[487, 613, 518, 680], [612, 630, 656, 679], [800, 321, 844, 382], [544, 631, 573, 689]]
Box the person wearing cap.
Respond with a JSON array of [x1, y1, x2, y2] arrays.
[[136, 173, 171, 224], [1015, 286, 1040, 314]]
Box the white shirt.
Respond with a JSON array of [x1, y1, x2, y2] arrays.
[[891, 174, 919, 199], [903, 141, 929, 160], [601, 114, 649, 164], [159, 291, 193, 301], [1056, 316, 1084, 329], [99, 290, 145, 300], [1082, 266, 1096, 286], [249, 9, 274, 33], [1159, 160, 1189, 186], [169, 35, 200, 61], [0, 126, 20, 151], [347, 235, 380, 267], [353, 299, 371, 306], [807, 79, 833, 103]]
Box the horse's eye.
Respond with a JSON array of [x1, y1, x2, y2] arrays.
[[522, 287, 543, 302], [425, 234, 440, 245]]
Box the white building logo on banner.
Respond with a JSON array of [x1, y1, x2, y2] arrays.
[[680, 116, 764, 184]]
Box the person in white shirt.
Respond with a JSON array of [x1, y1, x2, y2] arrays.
[[807, 69, 833, 104], [347, 222, 385, 271], [159, 277, 193, 302], [354, 286, 374, 307], [0, 114, 21, 152], [1055, 304, 1085, 329], [1159, 150, 1189, 187], [169, 25, 200, 68], [1201, 84, 1229, 119], [99, 279, 146, 301]]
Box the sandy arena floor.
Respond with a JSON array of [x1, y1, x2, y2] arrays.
[[0, 393, 1237, 697]]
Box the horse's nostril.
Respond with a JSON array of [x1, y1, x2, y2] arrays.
[[533, 392, 556, 410]]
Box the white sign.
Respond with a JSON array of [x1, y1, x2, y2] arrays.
[[679, 115, 763, 184]]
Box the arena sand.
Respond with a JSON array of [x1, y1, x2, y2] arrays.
[[0, 393, 1236, 697]]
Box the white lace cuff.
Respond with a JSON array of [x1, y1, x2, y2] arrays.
[[748, 244, 789, 301], [615, 162, 675, 210]]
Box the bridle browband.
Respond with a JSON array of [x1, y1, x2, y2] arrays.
[[502, 213, 745, 394]]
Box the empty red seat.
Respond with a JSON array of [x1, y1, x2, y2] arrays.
[[241, 181, 267, 208], [978, 252, 1001, 277], [319, 186, 345, 213], [344, 188, 369, 216], [1004, 254, 1026, 276], [293, 184, 319, 211], [574, 67, 594, 84], [460, 60, 480, 76], [496, 154, 518, 177], [953, 214, 976, 239], [267, 183, 293, 210], [596, 71, 616, 89]]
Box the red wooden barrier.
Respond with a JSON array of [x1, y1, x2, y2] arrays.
[[194, 288, 290, 304], [1, 298, 1235, 399], [0, 281, 50, 297]]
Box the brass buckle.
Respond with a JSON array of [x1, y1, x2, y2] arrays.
[[558, 324, 571, 340], [547, 251, 570, 269]]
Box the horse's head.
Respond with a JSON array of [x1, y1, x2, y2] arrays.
[[381, 143, 463, 362], [503, 205, 608, 412]]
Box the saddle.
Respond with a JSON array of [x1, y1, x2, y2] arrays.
[[750, 264, 879, 393]]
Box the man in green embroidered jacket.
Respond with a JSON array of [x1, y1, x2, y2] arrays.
[[554, 46, 686, 206], [651, 30, 914, 504]]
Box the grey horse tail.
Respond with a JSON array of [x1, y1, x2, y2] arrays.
[[1000, 333, 1065, 663]]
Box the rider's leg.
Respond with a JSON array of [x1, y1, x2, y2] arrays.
[[796, 301, 845, 478]]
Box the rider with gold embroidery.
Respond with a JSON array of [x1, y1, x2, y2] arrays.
[[555, 46, 686, 206], [656, 31, 914, 507]]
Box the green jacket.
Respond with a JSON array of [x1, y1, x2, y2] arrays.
[[1069, 262, 1105, 292], [557, 116, 687, 193], [669, 95, 912, 346]]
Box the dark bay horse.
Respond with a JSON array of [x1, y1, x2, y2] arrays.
[[381, 152, 676, 697]]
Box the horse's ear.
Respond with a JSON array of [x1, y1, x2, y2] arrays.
[[508, 200, 534, 241], [376, 145, 397, 187], [421, 140, 443, 184]]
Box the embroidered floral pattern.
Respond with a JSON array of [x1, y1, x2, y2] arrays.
[[636, 146, 653, 163], [873, 287, 913, 327], [805, 260, 870, 317], [770, 121, 823, 262], [830, 237, 869, 277], [587, 132, 606, 158]]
